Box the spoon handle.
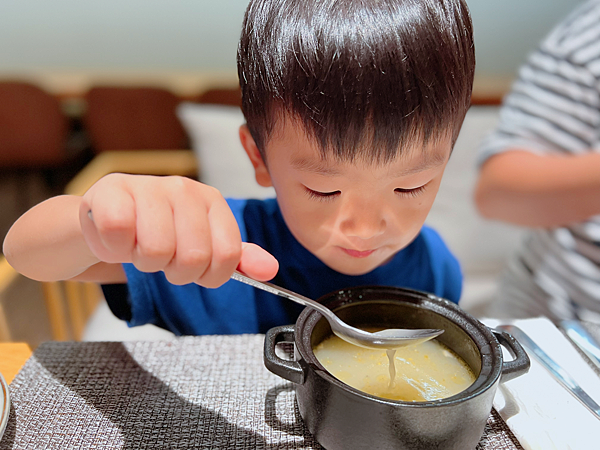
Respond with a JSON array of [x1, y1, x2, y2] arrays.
[[230, 271, 336, 321]]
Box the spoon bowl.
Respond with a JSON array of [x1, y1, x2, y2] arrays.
[[231, 271, 443, 349]]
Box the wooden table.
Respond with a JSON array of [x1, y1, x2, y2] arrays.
[[64, 149, 198, 196], [0, 343, 32, 383]]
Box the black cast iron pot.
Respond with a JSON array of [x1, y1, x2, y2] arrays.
[[264, 286, 530, 450]]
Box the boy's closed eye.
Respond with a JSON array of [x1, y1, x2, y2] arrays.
[[304, 186, 341, 201], [303, 184, 429, 202], [394, 184, 428, 198]]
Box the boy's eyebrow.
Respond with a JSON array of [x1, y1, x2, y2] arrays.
[[291, 158, 342, 175], [291, 151, 449, 177], [391, 152, 449, 177]]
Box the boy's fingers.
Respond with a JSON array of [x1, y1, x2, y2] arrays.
[[237, 242, 279, 281], [80, 185, 136, 263], [163, 193, 214, 285], [193, 196, 243, 288], [131, 190, 176, 273], [79, 204, 112, 262]]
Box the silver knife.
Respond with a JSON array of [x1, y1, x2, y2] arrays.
[[560, 320, 600, 373], [496, 324, 600, 421]]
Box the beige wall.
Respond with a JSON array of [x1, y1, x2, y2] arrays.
[[0, 0, 585, 99]]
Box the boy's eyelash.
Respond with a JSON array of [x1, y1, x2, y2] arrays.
[[394, 185, 427, 198], [304, 187, 341, 201], [304, 185, 426, 201]]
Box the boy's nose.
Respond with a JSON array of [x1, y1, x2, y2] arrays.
[[338, 202, 387, 240]]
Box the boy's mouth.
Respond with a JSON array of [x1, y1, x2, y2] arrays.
[[340, 248, 376, 258]]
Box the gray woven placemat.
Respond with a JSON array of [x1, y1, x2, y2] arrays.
[[0, 336, 522, 449]]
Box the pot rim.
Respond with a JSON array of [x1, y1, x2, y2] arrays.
[[294, 285, 503, 408]]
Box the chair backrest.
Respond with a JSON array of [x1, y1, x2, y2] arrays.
[[0, 81, 68, 168], [83, 86, 189, 153], [196, 87, 242, 108]]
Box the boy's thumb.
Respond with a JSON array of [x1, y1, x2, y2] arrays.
[[237, 242, 279, 281]]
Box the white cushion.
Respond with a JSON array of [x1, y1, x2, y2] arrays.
[[177, 103, 276, 199]]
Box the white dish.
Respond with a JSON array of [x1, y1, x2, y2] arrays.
[[0, 372, 9, 441]]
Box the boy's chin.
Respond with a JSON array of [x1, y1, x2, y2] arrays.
[[321, 259, 384, 277], [319, 253, 396, 277]]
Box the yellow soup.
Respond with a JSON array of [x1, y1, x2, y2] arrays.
[[313, 333, 476, 402]]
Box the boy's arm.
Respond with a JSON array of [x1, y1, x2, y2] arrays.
[[3, 174, 279, 286], [474, 150, 600, 228], [3, 195, 120, 282]]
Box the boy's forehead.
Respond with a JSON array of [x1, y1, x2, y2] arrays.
[[289, 143, 451, 175], [267, 115, 452, 175]]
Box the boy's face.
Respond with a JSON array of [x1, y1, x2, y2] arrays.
[[240, 118, 453, 276]]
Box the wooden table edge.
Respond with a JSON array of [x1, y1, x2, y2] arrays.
[[0, 343, 32, 384]]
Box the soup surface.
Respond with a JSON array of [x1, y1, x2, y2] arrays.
[[313, 333, 476, 402]]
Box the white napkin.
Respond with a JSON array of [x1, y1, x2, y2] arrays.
[[483, 317, 600, 450]]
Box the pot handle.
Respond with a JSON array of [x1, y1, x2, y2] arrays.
[[493, 330, 531, 383], [264, 324, 306, 385]]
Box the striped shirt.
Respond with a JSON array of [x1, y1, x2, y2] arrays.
[[478, 0, 600, 322]]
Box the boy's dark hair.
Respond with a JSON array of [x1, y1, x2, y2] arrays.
[[237, 0, 475, 163]]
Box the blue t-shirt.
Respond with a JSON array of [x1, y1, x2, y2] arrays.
[[107, 198, 462, 335]]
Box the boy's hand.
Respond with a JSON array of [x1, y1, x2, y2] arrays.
[[79, 174, 278, 287]]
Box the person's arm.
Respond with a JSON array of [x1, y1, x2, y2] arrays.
[[3, 173, 278, 285], [474, 150, 600, 227], [2, 195, 118, 282]]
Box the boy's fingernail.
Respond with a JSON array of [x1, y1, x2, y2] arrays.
[[87, 210, 94, 222]]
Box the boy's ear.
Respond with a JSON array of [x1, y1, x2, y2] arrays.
[[239, 125, 273, 187]]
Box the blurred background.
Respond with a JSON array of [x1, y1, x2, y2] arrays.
[[0, 0, 581, 99], [0, 0, 586, 347]]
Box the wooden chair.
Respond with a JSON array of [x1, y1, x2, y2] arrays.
[[0, 81, 73, 236], [83, 86, 189, 153], [0, 149, 198, 342], [0, 81, 69, 169], [195, 87, 242, 108]]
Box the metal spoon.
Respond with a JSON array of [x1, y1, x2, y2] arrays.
[[231, 271, 443, 349]]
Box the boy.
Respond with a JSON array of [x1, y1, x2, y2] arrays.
[[3, 0, 475, 335]]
